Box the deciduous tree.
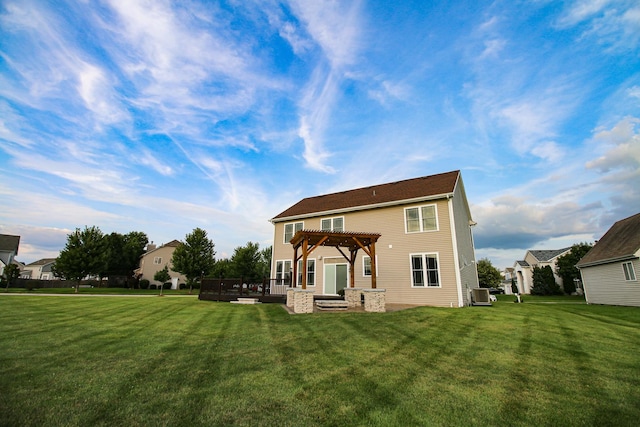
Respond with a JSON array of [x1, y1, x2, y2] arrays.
[[476, 258, 502, 288], [3, 263, 20, 292], [556, 242, 592, 294], [154, 265, 171, 296], [53, 226, 105, 292], [171, 228, 216, 293]]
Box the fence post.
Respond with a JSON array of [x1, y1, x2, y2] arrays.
[[218, 275, 223, 295], [262, 277, 267, 297], [239, 276, 244, 296]]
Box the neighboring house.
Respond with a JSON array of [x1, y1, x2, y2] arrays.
[[576, 212, 640, 307], [135, 241, 187, 288], [0, 234, 20, 277], [269, 170, 479, 307], [21, 258, 58, 280], [512, 248, 571, 294]]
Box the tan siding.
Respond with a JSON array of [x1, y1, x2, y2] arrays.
[[272, 197, 465, 307], [581, 259, 640, 307], [139, 246, 186, 286]]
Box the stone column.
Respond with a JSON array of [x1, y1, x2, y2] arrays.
[[363, 289, 386, 313], [344, 288, 363, 308], [286, 288, 295, 308], [293, 289, 315, 314]]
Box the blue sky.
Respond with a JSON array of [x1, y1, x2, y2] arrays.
[[1, 0, 639, 269]]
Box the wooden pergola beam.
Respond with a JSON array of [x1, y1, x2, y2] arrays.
[[289, 230, 381, 291]]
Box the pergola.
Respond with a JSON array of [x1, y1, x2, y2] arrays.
[[290, 230, 381, 290]]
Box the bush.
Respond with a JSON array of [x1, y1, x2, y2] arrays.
[[139, 279, 149, 289]]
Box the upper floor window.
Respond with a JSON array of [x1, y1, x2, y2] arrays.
[[153, 257, 162, 265], [321, 217, 344, 232], [410, 253, 440, 287], [284, 222, 303, 243], [623, 261, 637, 281], [405, 205, 437, 233]]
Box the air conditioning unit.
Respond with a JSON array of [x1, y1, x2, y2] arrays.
[[471, 288, 492, 306]]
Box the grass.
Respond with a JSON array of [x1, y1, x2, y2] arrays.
[[1, 296, 639, 426]]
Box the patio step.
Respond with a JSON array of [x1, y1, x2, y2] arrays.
[[231, 298, 261, 305], [316, 300, 348, 310]]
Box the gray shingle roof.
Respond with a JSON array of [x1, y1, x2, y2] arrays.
[[529, 248, 571, 262], [577, 212, 640, 267]]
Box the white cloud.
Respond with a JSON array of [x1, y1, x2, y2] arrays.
[[587, 117, 640, 172]]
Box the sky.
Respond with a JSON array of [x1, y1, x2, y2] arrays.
[[1, 0, 639, 270]]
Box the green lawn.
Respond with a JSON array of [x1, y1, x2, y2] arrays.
[[1, 296, 638, 426]]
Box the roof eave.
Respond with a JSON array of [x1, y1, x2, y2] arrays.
[[270, 192, 455, 223], [577, 254, 639, 269]]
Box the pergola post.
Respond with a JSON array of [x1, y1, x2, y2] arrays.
[[290, 230, 381, 292]]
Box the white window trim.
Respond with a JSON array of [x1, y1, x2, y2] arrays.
[[153, 256, 162, 265], [622, 261, 637, 281], [283, 222, 304, 244], [404, 204, 438, 234], [409, 252, 442, 288], [321, 216, 344, 232], [275, 260, 293, 281], [362, 255, 378, 277], [297, 258, 316, 286]]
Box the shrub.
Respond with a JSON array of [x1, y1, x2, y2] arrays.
[[139, 279, 149, 289]]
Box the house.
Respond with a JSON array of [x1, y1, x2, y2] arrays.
[[576, 212, 640, 307], [512, 248, 571, 294], [0, 234, 20, 277], [135, 241, 187, 288], [269, 170, 479, 307], [21, 258, 58, 280]]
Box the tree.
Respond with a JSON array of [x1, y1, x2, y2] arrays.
[[53, 226, 105, 292], [3, 264, 20, 292], [154, 265, 171, 296], [101, 231, 148, 287], [556, 242, 593, 294], [476, 258, 502, 288], [229, 242, 262, 283], [258, 246, 272, 279], [171, 228, 216, 293], [531, 265, 561, 295]]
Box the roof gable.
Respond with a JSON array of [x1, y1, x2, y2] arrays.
[[529, 248, 571, 262], [272, 170, 460, 221], [577, 212, 640, 267], [26, 258, 57, 267], [0, 234, 20, 254]]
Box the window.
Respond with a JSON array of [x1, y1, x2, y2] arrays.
[[297, 259, 316, 286], [623, 261, 637, 281], [405, 205, 438, 233], [153, 257, 162, 265], [275, 260, 292, 283], [284, 222, 303, 243], [363, 256, 378, 277], [321, 217, 344, 232], [410, 253, 440, 287]]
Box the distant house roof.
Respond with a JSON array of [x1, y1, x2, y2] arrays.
[[577, 212, 640, 268], [26, 258, 57, 266], [529, 248, 571, 263], [142, 240, 181, 256], [0, 234, 20, 254], [272, 170, 461, 221]]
